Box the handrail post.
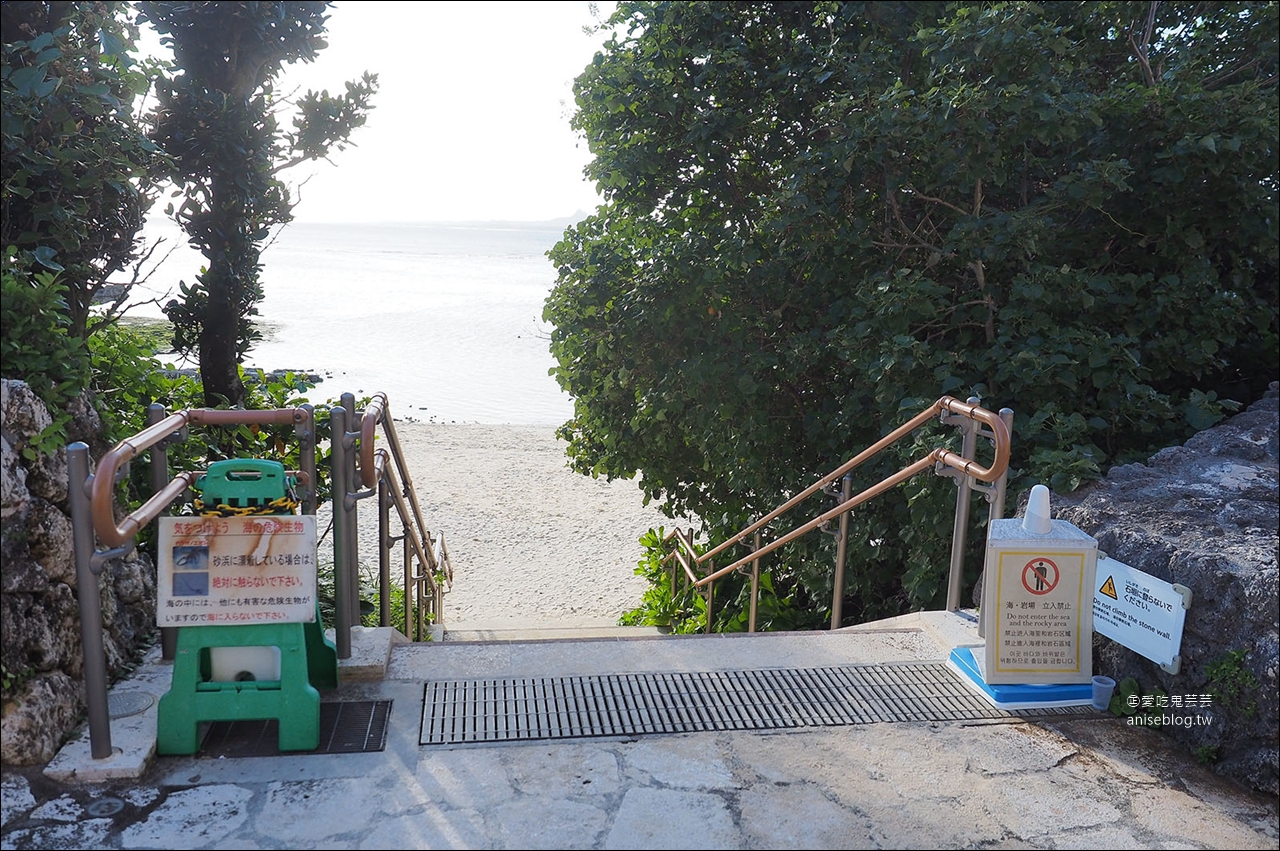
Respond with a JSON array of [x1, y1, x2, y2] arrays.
[[705, 560, 714, 634], [749, 532, 761, 633], [669, 545, 678, 603], [341, 393, 360, 640], [991, 408, 1014, 521], [330, 404, 352, 659], [68, 443, 112, 759], [378, 474, 392, 628], [830, 472, 853, 629], [296, 404, 317, 516], [147, 403, 179, 662], [978, 407, 1015, 640], [425, 547, 435, 639], [945, 396, 982, 612], [683, 528, 693, 596], [402, 534, 415, 641]]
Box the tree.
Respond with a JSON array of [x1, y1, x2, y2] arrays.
[[2, 0, 164, 342], [545, 1, 1279, 630], [139, 1, 376, 407]]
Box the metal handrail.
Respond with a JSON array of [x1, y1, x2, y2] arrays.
[[329, 393, 450, 654], [373, 447, 447, 638], [90, 407, 308, 547], [69, 395, 448, 760], [664, 395, 1012, 632]]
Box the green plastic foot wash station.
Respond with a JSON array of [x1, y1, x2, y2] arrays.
[[155, 459, 337, 755]]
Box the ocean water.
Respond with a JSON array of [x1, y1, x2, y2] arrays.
[[129, 220, 576, 425]]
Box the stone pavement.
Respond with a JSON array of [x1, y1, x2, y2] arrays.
[[2, 612, 1277, 849]]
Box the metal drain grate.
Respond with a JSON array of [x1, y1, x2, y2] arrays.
[[200, 700, 392, 758], [420, 663, 1087, 745]]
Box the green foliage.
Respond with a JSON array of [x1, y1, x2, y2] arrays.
[[1, 662, 34, 699], [0, 250, 88, 457], [547, 1, 1279, 633], [139, 1, 377, 407], [1195, 745, 1220, 764], [381, 581, 427, 638], [1110, 676, 1149, 716], [116, 317, 175, 356], [2, 2, 168, 457], [620, 527, 702, 631], [620, 527, 828, 633], [316, 559, 377, 632], [1, 1, 166, 340], [1205, 648, 1260, 718], [87, 320, 184, 438], [1107, 675, 1189, 724]]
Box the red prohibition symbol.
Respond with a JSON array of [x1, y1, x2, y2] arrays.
[[1022, 558, 1060, 595]]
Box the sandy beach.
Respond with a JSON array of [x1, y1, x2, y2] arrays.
[[342, 421, 677, 629]]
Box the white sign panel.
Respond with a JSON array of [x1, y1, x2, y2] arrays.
[[157, 515, 317, 627], [1092, 555, 1189, 671]]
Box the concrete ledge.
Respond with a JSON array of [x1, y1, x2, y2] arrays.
[[841, 608, 982, 657], [326, 626, 407, 680], [43, 646, 172, 784], [443, 623, 666, 642]]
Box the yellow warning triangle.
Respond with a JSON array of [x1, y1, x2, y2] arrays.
[[1099, 575, 1118, 600]]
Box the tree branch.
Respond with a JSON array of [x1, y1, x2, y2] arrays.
[[1127, 1, 1160, 88], [900, 186, 969, 218], [1203, 55, 1263, 91]]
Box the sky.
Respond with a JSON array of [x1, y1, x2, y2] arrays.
[[212, 2, 615, 225]]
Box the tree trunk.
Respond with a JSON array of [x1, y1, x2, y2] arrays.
[[199, 269, 245, 408]]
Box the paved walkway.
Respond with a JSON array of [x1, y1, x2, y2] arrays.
[[2, 613, 1277, 849]]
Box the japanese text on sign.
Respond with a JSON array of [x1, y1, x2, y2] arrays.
[[157, 515, 317, 627], [1092, 555, 1188, 670]]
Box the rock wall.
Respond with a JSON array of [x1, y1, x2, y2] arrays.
[[1053, 382, 1279, 796], [1, 379, 156, 765]]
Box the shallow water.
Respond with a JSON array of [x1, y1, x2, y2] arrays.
[[129, 219, 576, 425]]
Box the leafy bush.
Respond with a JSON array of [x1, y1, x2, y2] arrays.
[[548, 1, 1278, 633], [0, 250, 88, 458]]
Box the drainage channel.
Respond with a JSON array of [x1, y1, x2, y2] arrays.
[[420, 661, 1088, 746]]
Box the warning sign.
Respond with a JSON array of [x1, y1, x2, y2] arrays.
[[1092, 556, 1189, 672], [1098, 575, 1118, 600], [157, 515, 318, 627], [989, 549, 1090, 681], [1022, 558, 1060, 595]]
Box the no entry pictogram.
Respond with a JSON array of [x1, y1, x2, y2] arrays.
[[1022, 557, 1059, 595]]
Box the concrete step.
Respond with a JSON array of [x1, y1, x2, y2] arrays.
[[442, 619, 667, 643]]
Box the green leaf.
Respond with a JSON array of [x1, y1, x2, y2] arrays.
[[31, 247, 64, 271]]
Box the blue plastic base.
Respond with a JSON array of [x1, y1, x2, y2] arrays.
[[948, 646, 1094, 710]]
